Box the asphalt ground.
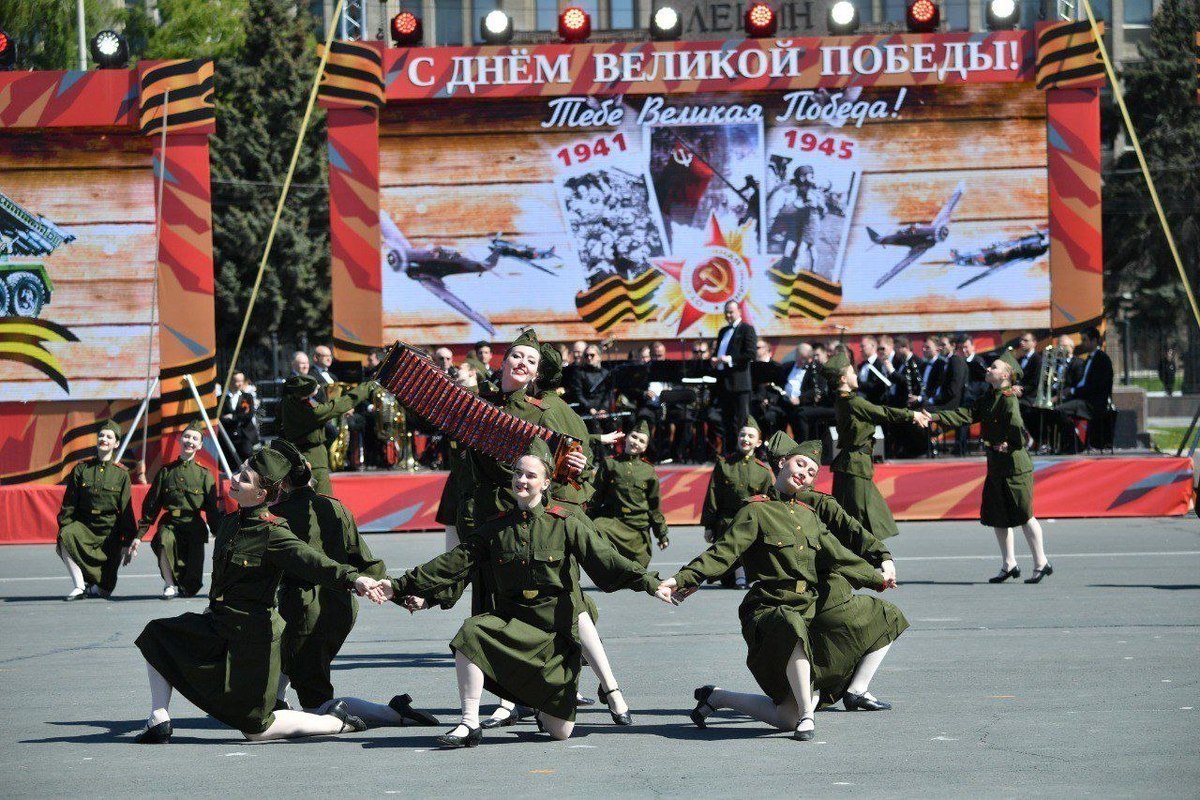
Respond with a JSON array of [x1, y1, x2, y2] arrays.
[[1, 517, 1197, 799]]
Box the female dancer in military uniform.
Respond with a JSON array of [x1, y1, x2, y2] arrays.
[[825, 353, 931, 539], [267, 439, 438, 727], [278, 373, 377, 495], [56, 419, 138, 600], [768, 432, 908, 711], [373, 438, 661, 747], [132, 448, 386, 743], [133, 421, 221, 599], [656, 433, 892, 741], [590, 419, 669, 568], [700, 416, 773, 588], [930, 352, 1052, 583]]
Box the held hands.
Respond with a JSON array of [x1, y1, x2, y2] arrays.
[[880, 559, 897, 588], [354, 576, 393, 605], [655, 577, 678, 605], [657, 537, 670, 551], [703, 528, 715, 543], [402, 595, 427, 614], [911, 410, 933, 429], [121, 539, 140, 565]]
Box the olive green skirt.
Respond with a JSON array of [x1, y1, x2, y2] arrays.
[[591, 517, 653, 569], [980, 470, 1034, 528], [150, 518, 208, 597], [451, 612, 582, 721], [57, 520, 122, 593], [135, 610, 281, 734], [279, 588, 357, 711], [832, 471, 900, 539], [738, 590, 815, 705], [810, 595, 909, 706]]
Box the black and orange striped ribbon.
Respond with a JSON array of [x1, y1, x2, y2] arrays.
[[318, 41, 385, 109], [768, 268, 843, 322], [574, 270, 663, 333], [1035, 21, 1106, 90], [138, 59, 215, 136]]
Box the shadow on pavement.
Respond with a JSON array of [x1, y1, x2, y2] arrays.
[[1088, 583, 1200, 591]]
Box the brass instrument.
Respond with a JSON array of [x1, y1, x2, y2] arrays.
[[326, 382, 354, 471], [903, 357, 924, 403], [1034, 345, 1063, 409], [371, 384, 404, 467]]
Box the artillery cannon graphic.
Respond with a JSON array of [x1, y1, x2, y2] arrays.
[[0, 191, 75, 318]]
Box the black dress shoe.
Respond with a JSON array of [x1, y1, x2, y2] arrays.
[[1024, 563, 1054, 584], [843, 691, 892, 711], [134, 720, 172, 744], [481, 709, 517, 729], [389, 693, 439, 726], [326, 700, 367, 732], [436, 724, 482, 748], [598, 685, 633, 726], [793, 716, 815, 742], [575, 692, 597, 706], [690, 685, 717, 729], [988, 565, 1021, 583]]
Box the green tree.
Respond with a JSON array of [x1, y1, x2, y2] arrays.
[[211, 0, 330, 378], [144, 0, 248, 60], [1102, 0, 1200, 388], [0, 0, 123, 70]]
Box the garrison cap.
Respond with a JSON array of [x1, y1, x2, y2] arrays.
[[508, 328, 541, 353], [521, 436, 556, 476], [538, 343, 563, 389], [184, 420, 205, 434], [99, 419, 122, 438], [997, 350, 1023, 384], [268, 438, 313, 488], [821, 352, 852, 383], [743, 415, 761, 433], [283, 373, 320, 398], [631, 418, 651, 436], [249, 447, 291, 486]]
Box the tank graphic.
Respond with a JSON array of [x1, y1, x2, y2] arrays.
[[0, 190, 75, 318]]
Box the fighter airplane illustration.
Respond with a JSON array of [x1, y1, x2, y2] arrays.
[[951, 229, 1048, 289], [380, 211, 560, 336], [867, 182, 965, 289]]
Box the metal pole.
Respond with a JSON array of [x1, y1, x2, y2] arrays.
[[115, 377, 160, 463], [1122, 316, 1131, 386], [76, 0, 88, 70], [182, 374, 236, 479]]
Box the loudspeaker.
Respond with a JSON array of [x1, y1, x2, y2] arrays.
[[1112, 409, 1138, 449]]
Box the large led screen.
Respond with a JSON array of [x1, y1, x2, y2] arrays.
[[380, 84, 1048, 344]]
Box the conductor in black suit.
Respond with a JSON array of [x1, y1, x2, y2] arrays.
[[711, 300, 756, 456]]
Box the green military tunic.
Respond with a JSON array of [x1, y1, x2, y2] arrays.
[[136, 457, 221, 597], [134, 505, 363, 734], [272, 486, 388, 710], [279, 382, 376, 495], [933, 388, 1034, 527], [831, 392, 915, 539], [672, 495, 884, 704], [56, 458, 137, 594], [700, 452, 774, 538], [390, 502, 658, 721], [590, 453, 668, 568], [798, 488, 908, 705]]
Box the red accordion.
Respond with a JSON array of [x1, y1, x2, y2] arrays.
[[374, 341, 582, 485]]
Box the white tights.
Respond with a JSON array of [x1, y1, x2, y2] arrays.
[[846, 643, 892, 696], [993, 518, 1049, 570], [146, 663, 172, 726], [58, 545, 85, 592], [243, 709, 351, 741], [705, 642, 815, 732]]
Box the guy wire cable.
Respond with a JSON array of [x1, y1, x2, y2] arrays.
[[142, 88, 169, 472]]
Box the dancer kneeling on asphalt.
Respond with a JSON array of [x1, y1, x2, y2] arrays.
[[132, 447, 389, 743], [368, 437, 663, 747], [655, 431, 895, 741]]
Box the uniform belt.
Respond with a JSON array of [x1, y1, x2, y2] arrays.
[[752, 578, 808, 594], [166, 509, 198, 519]]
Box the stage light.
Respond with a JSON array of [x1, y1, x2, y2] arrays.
[[986, 0, 1019, 29], [0, 30, 16, 71], [558, 7, 591, 43], [390, 12, 423, 46], [743, 2, 778, 37], [89, 30, 129, 69], [827, 0, 860, 34], [650, 6, 682, 40], [480, 10, 514, 43], [905, 0, 940, 32]]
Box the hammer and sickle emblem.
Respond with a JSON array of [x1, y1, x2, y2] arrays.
[[672, 146, 693, 168], [696, 261, 730, 297]]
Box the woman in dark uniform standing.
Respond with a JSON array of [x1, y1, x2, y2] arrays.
[[374, 438, 661, 747], [133, 421, 221, 599], [57, 419, 138, 600], [700, 416, 773, 588], [656, 433, 892, 741], [131, 448, 386, 743], [931, 352, 1052, 583], [590, 419, 670, 568], [825, 353, 930, 539]]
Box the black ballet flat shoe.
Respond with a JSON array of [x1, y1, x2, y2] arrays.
[[326, 700, 367, 733], [843, 691, 892, 711], [436, 725, 482, 748], [389, 693, 439, 726], [1024, 563, 1054, 584], [988, 565, 1021, 583], [691, 685, 717, 729], [598, 685, 633, 726], [575, 692, 597, 706], [134, 720, 172, 744], [481, 710, 517, 729], [793, 716, 815, 742]]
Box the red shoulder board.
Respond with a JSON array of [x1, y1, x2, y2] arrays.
[[1001, 389, 1015, 397], [546, 505, 569, 518], [525, 395, 546, 409], [115, 462, 129, 471], [754, 458, 770, 469], [487, 510, 509, 521], [641, 457, 654, 465], [747, 494, 770, 503], [258, 510, 280, 522]]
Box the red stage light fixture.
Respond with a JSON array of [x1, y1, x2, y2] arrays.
[[558, 7, 592, 42], [0, 30, 16, 71], [905, 0, 940, 32], [744, 2, 778, 37], [390, 12, 423, 46]]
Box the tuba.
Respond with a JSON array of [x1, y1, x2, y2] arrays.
[[1034, 346, 1062, 409], [326, 382, 354, 471]]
